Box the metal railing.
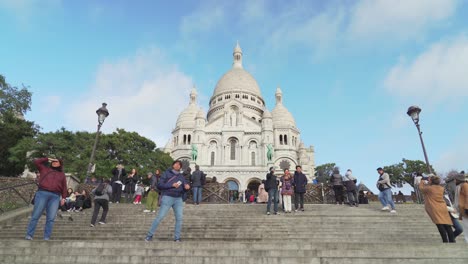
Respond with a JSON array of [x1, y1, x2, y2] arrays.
[[0, 181, 37, 214]]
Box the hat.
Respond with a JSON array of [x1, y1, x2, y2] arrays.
[[269, 166, 275, 171], [376, 167, 383, 171], [455, 174, 466, 181]]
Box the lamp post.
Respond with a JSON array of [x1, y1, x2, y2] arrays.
[[86, 103, 109, 179], [406, 105, 432, 174]]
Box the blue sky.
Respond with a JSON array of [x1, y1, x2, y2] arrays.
[[1, 0, 467, 192]]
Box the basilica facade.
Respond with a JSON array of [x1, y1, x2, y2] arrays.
[[164, 43, 315, 193]]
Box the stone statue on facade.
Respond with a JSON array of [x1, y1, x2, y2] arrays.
[[266, 144, 274, 162], [191, 144, 198, 162]]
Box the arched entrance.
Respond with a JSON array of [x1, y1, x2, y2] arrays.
[[247, 178, 261, 195], [225, 179, 239, 203]]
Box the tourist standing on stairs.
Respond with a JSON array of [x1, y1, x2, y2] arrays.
[[265, 167, 279, 215], [124, 169, 137, 203], [191, 165, 206, 205], [145, 160, 190, 242], [144, 172, 159, 213], [376, 167, 396, 213], [343, 169, 358, 207], [454, 172, 468, 243], [25, 157, 68, 241], [330, 167, 344, 205], [293, 165, 307, 212], [90, 179, 113, 227], [419, 175, 455, 243], [280, 169, 294, 213], [111, 164, 126, 203]]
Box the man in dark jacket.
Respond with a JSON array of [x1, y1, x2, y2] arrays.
[[110, 164, 126, 203], [265, 167, 279, 215], [145, 160, 190, 242], [330, 167, 344, 205], [293, 165, 308, 212], [26, 157, 68, 240], [191, 165, 206, 205]]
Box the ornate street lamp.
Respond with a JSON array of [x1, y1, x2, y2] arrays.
[[407, 105, 432, 174], [86, 103, 109, 179]]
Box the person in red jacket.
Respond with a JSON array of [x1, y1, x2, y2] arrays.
[[25, 157, 68, 241]]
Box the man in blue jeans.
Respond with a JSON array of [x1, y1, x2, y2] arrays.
[[26, 157, 68, 240], [145, 160, 190, 242], [376, 167, 396, 213], [265, 167, 279, 215], [190, 165, 206, 205]]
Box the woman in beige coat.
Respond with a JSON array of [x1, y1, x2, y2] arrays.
[[419, 175, 455, 243]]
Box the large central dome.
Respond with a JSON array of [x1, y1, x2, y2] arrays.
[[211, 42, 263, 100]]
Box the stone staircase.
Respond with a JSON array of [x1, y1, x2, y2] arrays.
[[0, 203, 466, 263]]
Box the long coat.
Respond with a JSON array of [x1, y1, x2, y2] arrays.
[[419, 181, 452, 225]]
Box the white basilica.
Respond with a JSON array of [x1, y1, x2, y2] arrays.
[[164, 43, 315, 193]]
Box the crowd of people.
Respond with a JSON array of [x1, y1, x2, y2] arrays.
[[24, 157, 468, 244]]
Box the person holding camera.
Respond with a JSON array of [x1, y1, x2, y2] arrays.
[[25, 157, 68, 240], [376, 167, 396, 213], [145, 160, 190, 242], [419, 175, 455, 243]]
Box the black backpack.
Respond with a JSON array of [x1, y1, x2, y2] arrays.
[[95, 183, 106, 196]]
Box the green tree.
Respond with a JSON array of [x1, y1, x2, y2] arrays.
[[383, 159, 434, 187], [0, 75, 38, 176], [314, 163, 336, 183]]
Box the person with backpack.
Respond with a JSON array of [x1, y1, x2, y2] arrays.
[[190, 165, 206, 205], [265, 167, 279, 215], [343, 169, 358, 207], [110, 164, 126, 203], [376, 167, 396, 213], [90, 179, 113, 227], [25, 157, 68, 240], [330, 167, 344, 205], [145, 160, 190, 242]]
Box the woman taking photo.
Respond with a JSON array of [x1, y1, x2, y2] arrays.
[[419, 175, 455, 243]]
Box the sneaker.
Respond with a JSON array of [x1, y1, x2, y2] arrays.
[[174, 239, 181, 242], [390, 210, 397, 213], [98, 221, 106, 225], [143, 209, 151, 213], [25, 236, 33, 240], [43, 237, 50, 241], [381, 206, 390, 211], [90, 224, 95, 227], [266, 212, 270, 215], [109, 201, 113, 204], [133, 202, 136, 205], [301, 208, 304, 212], [116, 201, 119, 204], [145, 235, 153, 242], [274, 212, 280, 215], [152, 210, 156, 213], [294, 209, 298, 212]]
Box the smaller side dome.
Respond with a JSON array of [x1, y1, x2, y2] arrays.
[[263, 109, 272, 119], [196, 108, 205, 119]]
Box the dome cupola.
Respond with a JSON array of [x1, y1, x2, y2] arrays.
[[271, 86, 296, 128]]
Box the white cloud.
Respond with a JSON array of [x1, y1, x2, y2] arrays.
[[179, 2, 226, 38], [65, 47, 193, 148], [348, 0, 458, 41], [384, 35, 468, 103]]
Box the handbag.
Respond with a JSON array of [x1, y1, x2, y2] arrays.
[[31, 170, 56, 205]]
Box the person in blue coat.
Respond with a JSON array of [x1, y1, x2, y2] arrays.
[[145, 160, 190, 242], [293, 165, 308, 212]]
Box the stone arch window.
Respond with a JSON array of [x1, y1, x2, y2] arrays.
[[210, 152, 215, 166], [284, 135, 288, 145], [251, 152, 256, 166], [235, 94, 240, 99], [183, 135, 187, 145], [176, 136, 179, 145], [279, 135, 283, 145], [252, 117, 256, 121], [188, 135, 191, 145], [229, 138, 238, 160]]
